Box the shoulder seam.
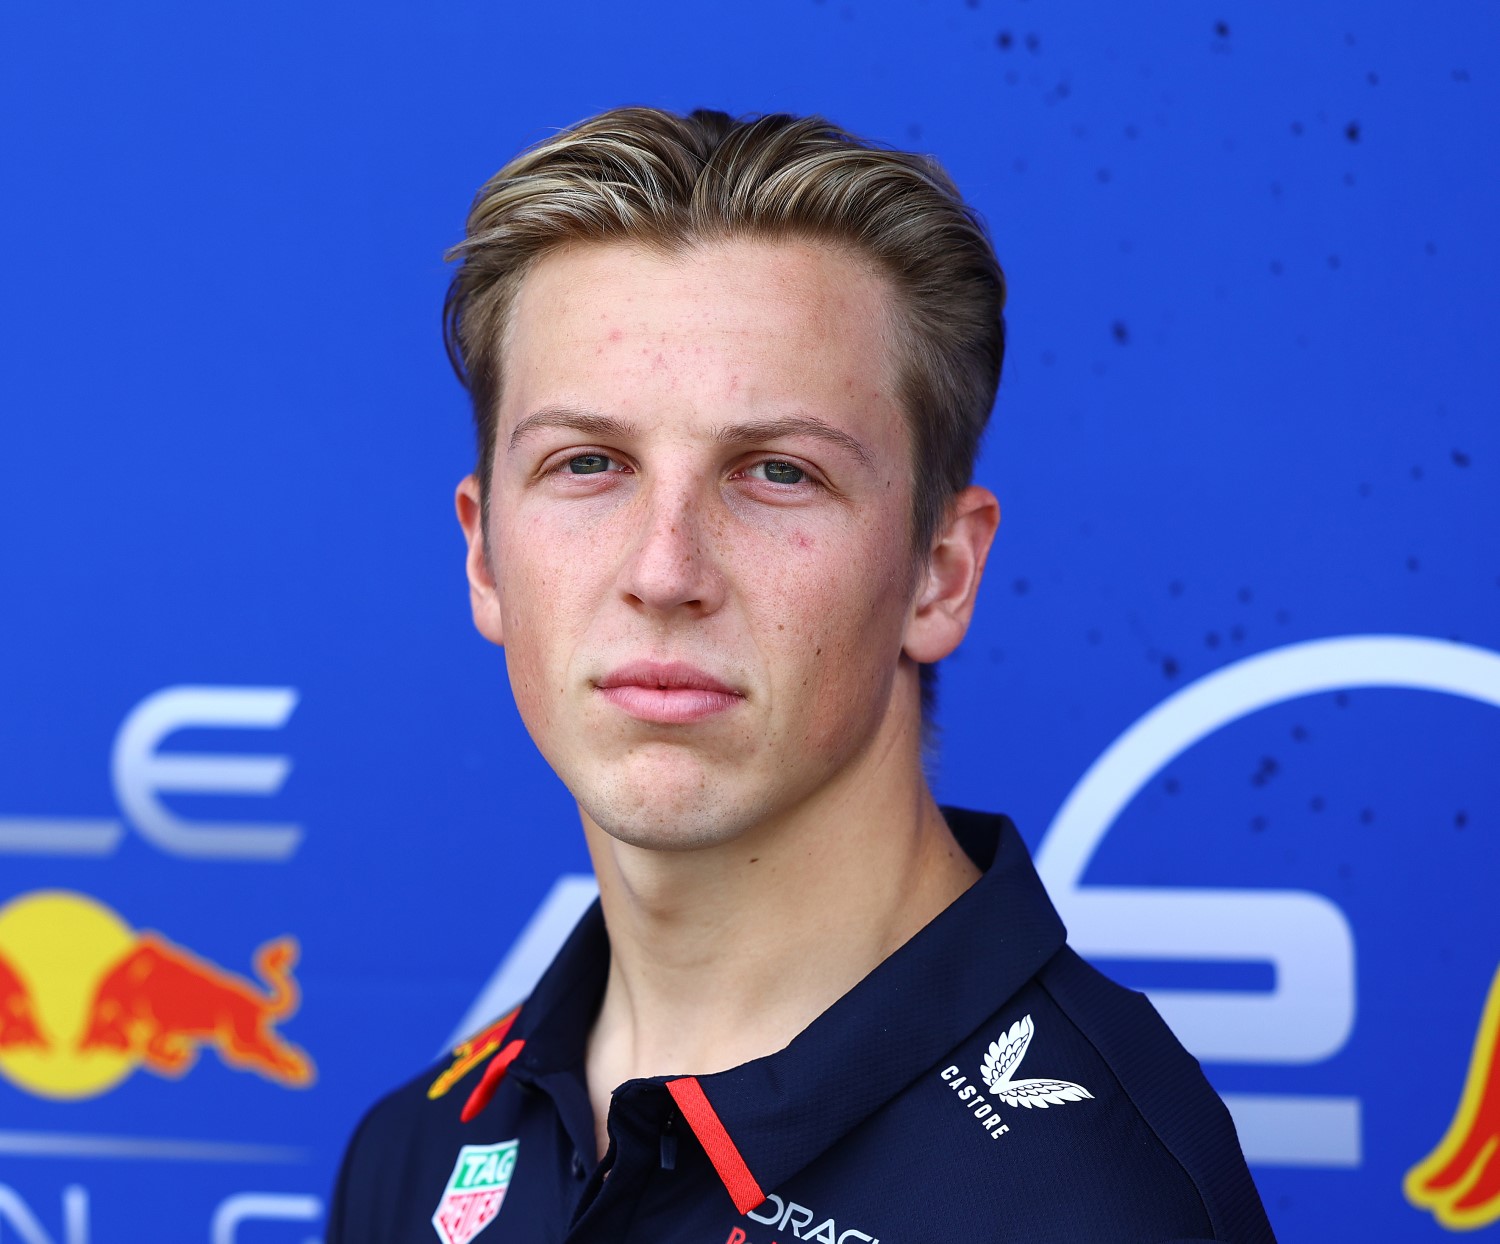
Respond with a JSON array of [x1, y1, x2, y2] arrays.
[[1036, 969, 1220, 1238]]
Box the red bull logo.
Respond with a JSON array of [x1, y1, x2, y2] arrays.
[[1406, 962, 1500, 1231], [0, 889, 314, 1100]]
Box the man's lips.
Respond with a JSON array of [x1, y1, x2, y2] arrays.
[[594, 661, 744, 725]]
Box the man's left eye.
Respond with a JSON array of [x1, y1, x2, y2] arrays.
[[566, 453, 613, 474], [751, 460, 807, 485]]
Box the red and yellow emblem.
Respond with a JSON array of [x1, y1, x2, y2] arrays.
[[0, 889, 314, 1100], [1406, 962, 1500, 1230], [430, 1008, 521, 1101]]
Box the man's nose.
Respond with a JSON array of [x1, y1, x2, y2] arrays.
[[618, 480, 726, 617]]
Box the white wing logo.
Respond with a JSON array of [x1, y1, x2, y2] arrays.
[[980, 1015, 1094, 1108]]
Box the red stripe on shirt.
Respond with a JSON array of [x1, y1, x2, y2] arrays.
[[460, 1038, 525, 1123], [667, 1076, 765, 1215]]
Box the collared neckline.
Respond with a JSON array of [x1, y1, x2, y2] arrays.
[[491, 809, 1066, 1210]]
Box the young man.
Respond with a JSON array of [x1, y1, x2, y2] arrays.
[[330, 107, 1274, 1243]]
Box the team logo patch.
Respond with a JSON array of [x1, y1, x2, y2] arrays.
[[432, 1140, 518, 1244], [429, 1008, 519, 1101], [981, 1014, 1093, 1107]]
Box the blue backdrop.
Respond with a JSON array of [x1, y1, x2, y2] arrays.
[[2, 2, 1497, 1240]]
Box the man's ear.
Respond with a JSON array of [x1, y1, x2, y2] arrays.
[[455, 474, 505, 648], [902, 485, 1001, 663]]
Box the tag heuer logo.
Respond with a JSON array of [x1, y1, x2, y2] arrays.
[[981, 1014, 1093, 1107], [432, 1140, 519, 1244]]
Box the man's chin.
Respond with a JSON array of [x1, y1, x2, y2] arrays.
[[575, 775, 773, 854]]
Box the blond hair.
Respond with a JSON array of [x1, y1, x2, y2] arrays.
[[444, 106, 1006, 559]]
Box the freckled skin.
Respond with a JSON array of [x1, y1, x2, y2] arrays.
[[468, 239, 925, 850]]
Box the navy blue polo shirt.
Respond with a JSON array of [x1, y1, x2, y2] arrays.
[[329, 809, 1275, 1243]]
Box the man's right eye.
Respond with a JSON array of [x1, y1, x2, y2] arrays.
[[566, 454, 612, 474]]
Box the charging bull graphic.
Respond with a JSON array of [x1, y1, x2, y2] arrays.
[[0, 889, 314, 1100], [79, 933, 313, 1085], [0, 952, 46, 1050], [1406, 963, 1500, 1231]]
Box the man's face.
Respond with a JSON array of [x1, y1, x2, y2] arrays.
[[463, 237, 931, 849]]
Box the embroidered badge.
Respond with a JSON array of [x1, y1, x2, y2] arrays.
[[431, 1140, 518, 1244], [981, 1014, 1093, 1108], [429, 1009, 519, 1101]]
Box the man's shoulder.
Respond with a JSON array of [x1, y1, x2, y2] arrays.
[[1033, 947, 1275, 1242], [814, 949, 1273, 1243], [326, 1015, 520, 1244]]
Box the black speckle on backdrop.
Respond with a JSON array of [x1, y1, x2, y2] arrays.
[[1452, 448, 1470, 467]]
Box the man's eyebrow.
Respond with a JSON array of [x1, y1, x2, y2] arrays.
[[508, 406, 639, 452], [713, 417, 875, 469]]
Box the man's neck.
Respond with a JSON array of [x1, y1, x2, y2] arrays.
[[578, 709, 980, 1154]]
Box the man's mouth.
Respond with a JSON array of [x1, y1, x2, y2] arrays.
[[595, 661, 745, 725]]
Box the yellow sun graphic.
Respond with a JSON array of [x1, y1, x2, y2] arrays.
[[0, 890, 137, 1099]]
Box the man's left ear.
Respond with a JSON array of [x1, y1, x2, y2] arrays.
[[902, 485, 1001, 663]]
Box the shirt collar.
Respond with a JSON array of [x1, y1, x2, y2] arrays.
[[501, 809, 1066, 1208], [686, 809, 1066, 1203]]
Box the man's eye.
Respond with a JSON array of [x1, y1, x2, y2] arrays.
[[566, 453, 613, 474], [753, 460, 807, 485]]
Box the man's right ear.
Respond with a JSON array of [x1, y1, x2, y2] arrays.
[[455, 475, 505, 647]]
